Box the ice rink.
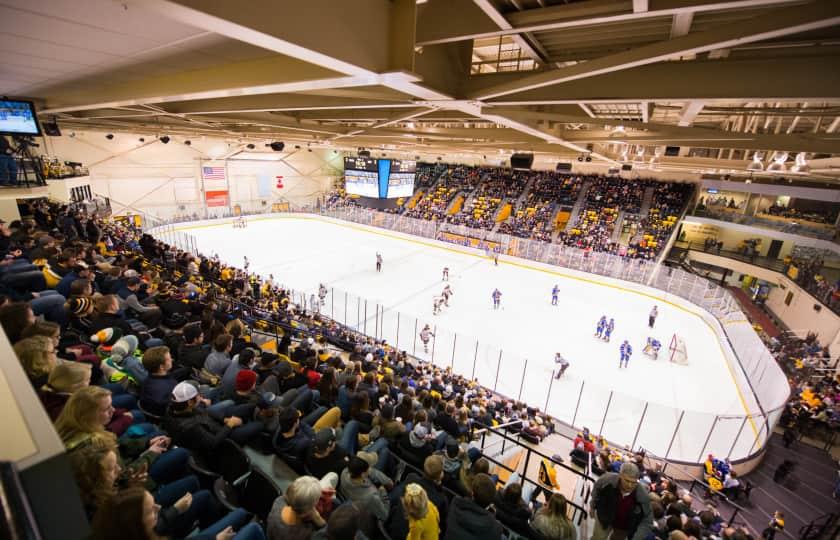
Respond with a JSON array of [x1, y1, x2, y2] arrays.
[[177, 215, 762, 461]]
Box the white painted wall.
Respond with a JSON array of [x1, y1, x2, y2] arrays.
[[43, 131, 341, 220], [765, 275, 840, 353]]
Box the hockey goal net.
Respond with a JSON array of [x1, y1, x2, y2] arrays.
[[669, 334, 688, 365]]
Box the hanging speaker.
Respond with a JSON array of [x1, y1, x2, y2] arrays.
[[510, 153, 534, 170]]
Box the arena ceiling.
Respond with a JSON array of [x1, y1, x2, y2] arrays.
[[4, 0, 840, 178]]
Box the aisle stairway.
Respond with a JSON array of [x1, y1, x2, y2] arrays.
[[718, 435, 838, 539], [610, 211, 626, 243], [639, 186, 656, 216], [564, 180, 594, 233]]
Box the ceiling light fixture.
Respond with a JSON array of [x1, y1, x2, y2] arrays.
[[766, 151, 788, 172], [791, 152, 810, 173], [746, 152, 764, 172]]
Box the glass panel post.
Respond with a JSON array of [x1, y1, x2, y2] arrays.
[[631, 402, 649, 451], [518, 359, 528, 400], [599, 391, 614, 437], [664, 410, 686, 460], [572, 381, 585, 426]]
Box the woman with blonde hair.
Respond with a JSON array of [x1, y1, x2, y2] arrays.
[[14, 334, 59, 388], [38, 361, 92, 420], [530, 492, 576, 540], [402, 483, 439, 540]]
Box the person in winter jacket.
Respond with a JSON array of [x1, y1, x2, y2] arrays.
[[445, 473, 503, 540], [590, 462, 653, 540]]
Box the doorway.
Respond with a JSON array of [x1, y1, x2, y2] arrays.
[[766, 239, 784, 259]]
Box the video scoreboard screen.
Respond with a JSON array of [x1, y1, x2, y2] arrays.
[[344, 157, 415, 199]]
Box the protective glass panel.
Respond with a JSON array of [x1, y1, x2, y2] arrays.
[[600, 391, 647, 451], [495, 350, 525, 402], [474, 343, 501, 392], [545, 378, 582, 426], [379, 307, 399, 348], [397, 313, 419, 356], [573, 382, 611, 437], [633, 402, 681, 457], [452, 335, 478, 385], [431, 327, 456, 371], [520, 356, 553, 414], [669, 410, 715, 462]]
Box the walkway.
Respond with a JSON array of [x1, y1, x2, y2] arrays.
[[728, 286, 782, 338]]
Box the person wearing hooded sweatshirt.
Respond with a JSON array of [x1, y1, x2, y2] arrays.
[[445, 473, 503, 540]]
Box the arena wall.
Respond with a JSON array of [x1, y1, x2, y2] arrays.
[[44, 130, 340, 218]]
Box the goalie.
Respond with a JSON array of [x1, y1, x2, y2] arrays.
[[642, 337, 661, 360]]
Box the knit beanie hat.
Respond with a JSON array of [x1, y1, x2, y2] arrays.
[[68, 297, 93, 316], [235, 369, 258, 392]]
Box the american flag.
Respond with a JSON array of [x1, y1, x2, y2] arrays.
[[202, 166, 225, 180]]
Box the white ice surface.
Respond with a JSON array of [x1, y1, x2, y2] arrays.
[[180, 216, 762, 461]]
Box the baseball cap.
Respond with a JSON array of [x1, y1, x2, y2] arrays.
[[123, 269, 139, 278], [313, 428, 336, 452], [172, 381, 199, 403], [276, 361, 293, 378]]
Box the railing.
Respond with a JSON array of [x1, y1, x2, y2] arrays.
[[693, 207, 838, 242], [674, 240, 840, 317], [471, 423, 592, 526], [799, 512, 838, 540], [148, 208, 790, 466]]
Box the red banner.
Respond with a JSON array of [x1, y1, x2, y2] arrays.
[[205, 190, 229, 207]]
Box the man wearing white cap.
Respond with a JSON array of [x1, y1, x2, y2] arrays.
[[162, 381, 262, 460]]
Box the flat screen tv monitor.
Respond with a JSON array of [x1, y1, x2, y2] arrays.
[[0, 100, 42, 136], [344, 157, 416, 198]]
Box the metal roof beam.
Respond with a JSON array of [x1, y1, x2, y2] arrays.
[[474, 55, 840, 103], [418, 0, 801, 46], [468, 0, 840, 100]]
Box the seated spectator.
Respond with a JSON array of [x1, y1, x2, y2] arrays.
[[305, 426, 359, 479], [139, 346, 179, 417], [339, 455, 390, 522], [205, 333, 233, 376], [531, 492, 576, 540], [14, 334, 59, 388], [178, 323, 210, 372], [445, 473, 503, 540], [38, 360, 94, 420], [313, 503, 362, 540], [89, 294, 134, 338], [116, 276, 162, 328], [273, 402, 340, 467], [402, 483, 440, 540], [0, 300, 35, 344], [163, 381, 261, 461], [268, 476, 330, 539], [90, 486, 263, 540], [494, 476, 535, 535], [399, 417, 436, 469]]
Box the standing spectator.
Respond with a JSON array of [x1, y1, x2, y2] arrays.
[[589, 462, 652, 540], [402, 483, 440, 540], [761, 511, 784, 540]]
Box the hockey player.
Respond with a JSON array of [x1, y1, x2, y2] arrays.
[[491, 288, 502, 309], [441, 284, 453, 306], [603, 318, 615, 342], [376, 252, 383, 272], [442, 267, 449, 281], [554, 353, 570, 379], [643, 337, 662, 359], [494, 251, 499, 266], [551, 285, 560, 306], [310, 293, 319, 313], [420, 324, 435, 352], [432, 296, 445, 315], [595, 316, 607, 338], [318, 283, 327, 306], [243, 255, 250, 272], [484, 245, 491, 259], [649, 305, 658, 328], [619, 340, 633, 368]]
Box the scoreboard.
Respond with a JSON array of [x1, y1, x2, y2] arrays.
[[344, 157, 416, 199]]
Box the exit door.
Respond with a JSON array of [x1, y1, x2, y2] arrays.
[[766, 239, 783, 259]]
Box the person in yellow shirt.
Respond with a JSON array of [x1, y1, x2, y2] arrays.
[[403, 483, 440, 540]]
